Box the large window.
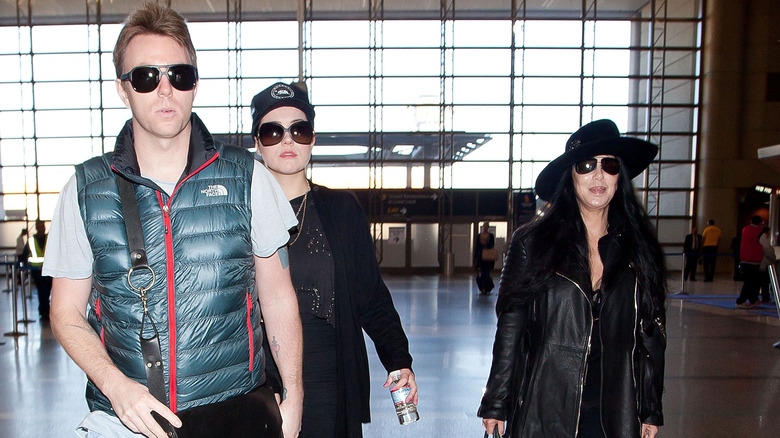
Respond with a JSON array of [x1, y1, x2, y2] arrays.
[[0, 0, 702, 252]]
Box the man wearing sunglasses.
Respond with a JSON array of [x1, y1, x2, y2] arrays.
[[44, 3, 303, 438]]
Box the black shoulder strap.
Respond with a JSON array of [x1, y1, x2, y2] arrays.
[[116, 175, 177, 438]]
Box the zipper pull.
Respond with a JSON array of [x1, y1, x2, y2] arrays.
[[162, 204, 170, 234]]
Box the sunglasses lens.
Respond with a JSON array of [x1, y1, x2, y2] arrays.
[[601, 157, 620, 175], [289, 121, 314, 144], [129, 66, 160, 93], [575, 159, 598, 174], [125, 65, 197, 93], [259, 123, 285, 146], [167, 65, 198, 91], [258, 121, 314, 146]]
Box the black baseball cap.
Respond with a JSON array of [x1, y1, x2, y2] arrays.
[[250, 82, 315, 138]]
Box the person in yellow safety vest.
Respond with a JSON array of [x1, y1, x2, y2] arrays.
[[27, 220, 52, 321]]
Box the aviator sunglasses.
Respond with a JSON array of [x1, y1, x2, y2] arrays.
[[257, 121, 314, 146], [574, 157, 621, 175], [120, 64, 198, 93]]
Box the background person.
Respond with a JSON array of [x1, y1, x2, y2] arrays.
[[251, 81, 417, 438], [701, 219, 721, 282], [27, 220, 52, 320], [758, 226, 776, 304], [44, 4, 302, 437], [474, 221, 497, 295], [478, 119, 666, 438], [683, 225, 702, 282], [736, 215, 765, 308]]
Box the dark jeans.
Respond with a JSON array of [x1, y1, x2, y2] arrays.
[[701, 246, 718, 281], [684, 254, 699, 280], [737, 263, 761, 305]]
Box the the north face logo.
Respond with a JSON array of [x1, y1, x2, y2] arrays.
[[201, 185, 228, 197]]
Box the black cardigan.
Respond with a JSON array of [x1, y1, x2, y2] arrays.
[[292, 183, 414, 436]]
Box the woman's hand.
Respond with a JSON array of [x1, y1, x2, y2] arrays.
[[383, 368, 418, 404], [641, 423, 659, 438], [482, 418, 505, 437]]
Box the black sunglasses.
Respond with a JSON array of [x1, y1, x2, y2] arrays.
[[257, 121, 314, 146], [574, 157, 621, 175], [120, 64, 198, 93]]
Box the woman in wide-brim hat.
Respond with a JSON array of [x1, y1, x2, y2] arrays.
[[479, 119, 667, 438]]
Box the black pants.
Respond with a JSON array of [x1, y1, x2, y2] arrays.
[[759, 269, 772, 302], [683, 254, 699, 280], [476, 262, 495, 294], [701, 246, 717, 281], [737, 263, 761, 305], [31, 269, 52, 318]]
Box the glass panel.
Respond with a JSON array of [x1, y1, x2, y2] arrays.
[[519, 49, 582, 76], [37, 165, 75, 192], [465, 133, 509, 161], [523, 21, 583, 48], [310, 77, 371, 105], [35, 138, 100, 165], [451, 48, 510, 76], [657, 190, 690, 216], [189, 22, 230, 50], [518, 77, 582, 105], [196, 51, 231, 78], [240, 49, 300, 78], [241, 21, 298, 49], [32, 24, 88, 52], [659, 135, 694, 161], [35, 109, 92, 138], [452, 162, 509, 189], [310, 165, 370, 189], [516, 106, 581, 133], [311, 49, 369, 76], [311, 21, 369, 48], [32, 53, 90, 81], [316, 106, 370, 133], [513, 133, 568, 161], [453, 77, 510, 105], [658, 163, 694, 189], [452, 106, 509, 133], [382, 48, 441, 76], [453, 20, 511, 47], [34, 81, 92, 109], [377, 77, 440, 105], [383, 21, 440, 48]]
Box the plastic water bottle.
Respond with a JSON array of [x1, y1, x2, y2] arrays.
[[388, 370, 419, 425]]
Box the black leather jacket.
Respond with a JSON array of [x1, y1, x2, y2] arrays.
[[478, 230, 665, 437]]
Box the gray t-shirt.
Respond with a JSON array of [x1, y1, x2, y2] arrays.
[[43, 160, 296, 279]]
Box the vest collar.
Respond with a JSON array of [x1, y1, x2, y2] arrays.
[[111, 113, 218, 183]]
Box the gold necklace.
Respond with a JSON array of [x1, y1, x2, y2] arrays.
[[289, 188, 309, 246]]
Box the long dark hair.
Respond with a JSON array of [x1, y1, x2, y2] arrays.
[[503, 160, 666, 321]]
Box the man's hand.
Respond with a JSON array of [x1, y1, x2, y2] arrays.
[[383, 368, 418, 405], [277, 386, 303, 438], [104, 376, 181, 438]]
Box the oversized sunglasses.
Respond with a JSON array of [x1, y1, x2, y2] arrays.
[[574, 157, 621, 175], [257, 121, 314, 146], [120, 64, 198, 93]]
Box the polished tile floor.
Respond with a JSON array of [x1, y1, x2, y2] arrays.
[[1, 273, 779, 437]]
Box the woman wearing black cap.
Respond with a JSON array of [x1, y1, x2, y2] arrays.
[[478, 120, 666, 438], [250, 82, 417, 438]]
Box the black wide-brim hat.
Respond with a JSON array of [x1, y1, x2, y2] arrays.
[[534, 119, 658, 201], [250, 81, 315, 138]]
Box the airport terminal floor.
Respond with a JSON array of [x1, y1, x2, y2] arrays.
[[1, 272, 779, 438]]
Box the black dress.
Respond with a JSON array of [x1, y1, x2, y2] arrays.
[[288, 192, 341, 438]]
